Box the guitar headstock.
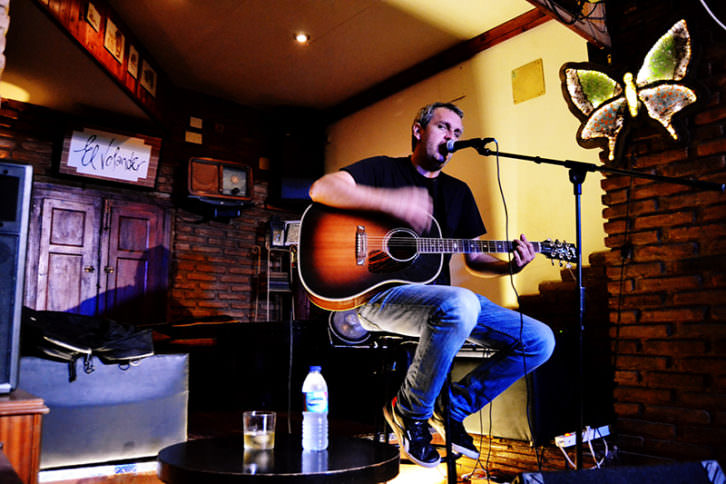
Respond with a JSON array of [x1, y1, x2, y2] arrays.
[[541, 239, 577, 265]]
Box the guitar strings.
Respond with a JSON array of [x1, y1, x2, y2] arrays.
[[358, 235, 522, 247], [357, 235, 534, 253]]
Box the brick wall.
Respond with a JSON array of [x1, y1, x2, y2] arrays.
[[604, 0, 726, 464], [0, 98, 300, 324], [168, 193, 274, 322]]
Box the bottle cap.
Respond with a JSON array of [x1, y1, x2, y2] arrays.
[[310, 365, 321, 372]]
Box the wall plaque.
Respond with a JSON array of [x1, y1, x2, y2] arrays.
[[60, 128, 161, 188]]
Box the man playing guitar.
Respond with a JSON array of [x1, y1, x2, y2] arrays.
[[307, 102, 556, 467]]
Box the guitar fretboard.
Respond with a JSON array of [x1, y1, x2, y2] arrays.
[[417, 238, 542, 254]]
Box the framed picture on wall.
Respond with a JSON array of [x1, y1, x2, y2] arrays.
[[128, 45, 139, 79], [104, 18, 125, 63], [86, 2, 101, 32], [140, 60, 157, 97]]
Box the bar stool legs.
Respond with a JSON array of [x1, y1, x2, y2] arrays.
[[443, 369, 458, 484]]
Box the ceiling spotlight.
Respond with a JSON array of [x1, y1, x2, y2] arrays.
[[294, 32, 310, 44]]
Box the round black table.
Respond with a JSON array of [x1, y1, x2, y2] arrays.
[[157, 433, 400, 483]]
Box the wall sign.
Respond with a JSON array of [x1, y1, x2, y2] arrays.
[[60, 128, 161, 188]]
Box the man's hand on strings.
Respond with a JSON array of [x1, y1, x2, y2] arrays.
[[510, 234, 536, 272]]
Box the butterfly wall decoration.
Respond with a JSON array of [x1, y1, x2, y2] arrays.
[[560, 19, 697, 163]]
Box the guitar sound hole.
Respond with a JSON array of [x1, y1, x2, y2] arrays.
[[385, 229, 418, 262]]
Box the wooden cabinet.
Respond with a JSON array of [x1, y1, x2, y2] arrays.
[[0, 389, 48, 484], [24, 184, 171, 322]]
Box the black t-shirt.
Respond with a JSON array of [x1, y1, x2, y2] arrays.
[[342, 155, 486, 285]]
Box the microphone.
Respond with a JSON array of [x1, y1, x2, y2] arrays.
[[445, 137, 495, 153]]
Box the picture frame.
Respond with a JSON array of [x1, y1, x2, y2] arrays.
[[140, 60, 157, 97], [128, 45, 139, 79], [86, 2, 101, 32], [104, 18, 125, 64]]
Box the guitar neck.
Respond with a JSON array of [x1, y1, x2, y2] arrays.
[[417, 238, 543, 255]]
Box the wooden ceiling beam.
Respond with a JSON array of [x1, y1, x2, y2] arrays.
[[325, 8, 551, 122]]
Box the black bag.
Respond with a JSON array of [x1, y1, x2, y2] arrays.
[[21, 307, 154, 381]]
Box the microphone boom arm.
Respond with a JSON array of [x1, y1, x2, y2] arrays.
[[478, 148, 725, 192]]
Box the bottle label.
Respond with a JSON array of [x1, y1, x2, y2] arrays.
[[305, 391, 328, 413]]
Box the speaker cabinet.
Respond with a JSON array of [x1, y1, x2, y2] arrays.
[[0, 162, 32, 393], [514, 460, 723, 484]]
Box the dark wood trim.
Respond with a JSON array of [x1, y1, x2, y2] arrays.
[[525, 0, 611, 49], [29, 0, 168, 122], [325, 9, 551, 122]]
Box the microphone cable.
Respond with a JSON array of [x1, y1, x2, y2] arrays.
[[465, 138, 541, 483], [494, 138, 545, 472]]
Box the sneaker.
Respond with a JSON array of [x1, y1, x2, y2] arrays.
[[429, 410, 479, 459], [383, 398, 441, 468]]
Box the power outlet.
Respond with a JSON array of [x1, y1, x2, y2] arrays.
[[555, 425, 610, 448]]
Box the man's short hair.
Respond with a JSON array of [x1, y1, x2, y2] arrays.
[[411, 102, 464, 150]]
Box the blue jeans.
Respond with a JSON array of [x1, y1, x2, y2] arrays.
[[356, 284, 555, 422]]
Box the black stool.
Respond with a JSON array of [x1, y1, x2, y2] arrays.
[[328, 310, 462, 484]]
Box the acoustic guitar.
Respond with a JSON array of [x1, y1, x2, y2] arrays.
[[297, 203, 577, 311]]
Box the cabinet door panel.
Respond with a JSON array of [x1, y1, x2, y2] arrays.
[[100, 200, 169, 322], [46, 253, 83, 312], [36, 198, 101, 315]]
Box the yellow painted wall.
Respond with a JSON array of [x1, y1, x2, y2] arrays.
[[325, 19, 607, 307]]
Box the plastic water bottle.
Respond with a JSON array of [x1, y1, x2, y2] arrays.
[[302, 365, 328, 451]]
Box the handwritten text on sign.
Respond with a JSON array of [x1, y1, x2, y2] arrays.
[[67, 129, 152, 183]]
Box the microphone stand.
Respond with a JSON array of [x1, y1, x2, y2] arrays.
[[469, 140, 724, 470]]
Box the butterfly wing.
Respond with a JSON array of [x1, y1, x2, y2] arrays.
[[636, 19, 691, 86], [634, 19, 696, 141], [638, 84, 697, 139], [560, 19, 695, 163], [579, 97, 628, 161], [564, 67, 623, 116]]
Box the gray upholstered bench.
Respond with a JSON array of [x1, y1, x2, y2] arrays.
[[18, 353, 188, 470]]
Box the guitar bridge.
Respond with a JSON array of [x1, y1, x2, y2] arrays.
[[356, 225, 367, 266]]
